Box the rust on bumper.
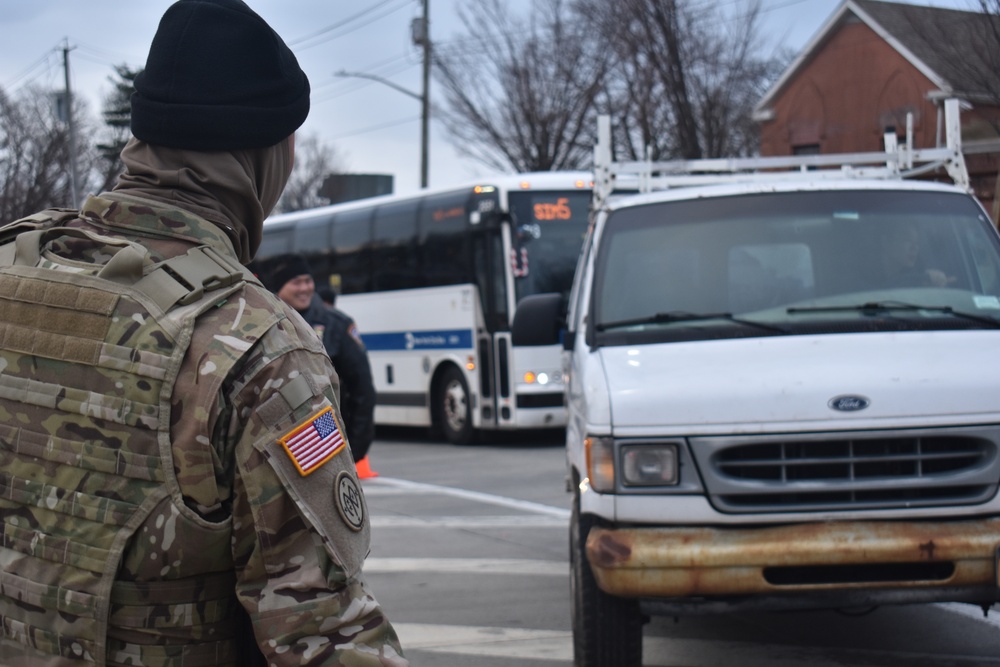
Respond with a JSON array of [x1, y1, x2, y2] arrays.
[[586, 518, 1000, 598]]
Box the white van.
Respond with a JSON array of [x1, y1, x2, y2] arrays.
[[513, 101, 1000, 667]]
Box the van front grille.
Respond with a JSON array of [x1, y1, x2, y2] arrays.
[[691, 428, 1000, 513]]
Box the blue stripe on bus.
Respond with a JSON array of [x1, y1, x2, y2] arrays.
[[361, 329, 475, 351]]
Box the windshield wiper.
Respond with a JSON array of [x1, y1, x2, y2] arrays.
[[787, 301, 1000, 328], [597, 311, 789, 334]]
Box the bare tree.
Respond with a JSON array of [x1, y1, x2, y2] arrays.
[[904, 1, 1000, 132], [575, 0, 787, 161], [277, 132, 342, 213], [979, 0, 1000, 105], [96, 65, 140, 193], [0, 85, 96, 221], [433, 0, 784, 172], [434, 0, 611, 173], [943, 0, 1000, 110]]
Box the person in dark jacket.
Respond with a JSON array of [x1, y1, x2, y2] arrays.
[[266, 254, 377, 463]]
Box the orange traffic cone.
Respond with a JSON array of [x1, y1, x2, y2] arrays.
[[356, 456, 379, 479]]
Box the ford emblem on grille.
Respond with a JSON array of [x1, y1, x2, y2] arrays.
[[829, 395, 870, 412]]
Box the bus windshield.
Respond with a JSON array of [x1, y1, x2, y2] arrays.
[[508, 190, 592, 303]]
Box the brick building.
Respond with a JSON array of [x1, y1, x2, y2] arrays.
[[754, 0, 1000, 221]]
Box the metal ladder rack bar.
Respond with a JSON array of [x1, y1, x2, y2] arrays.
[[592, 98, 969, 212]]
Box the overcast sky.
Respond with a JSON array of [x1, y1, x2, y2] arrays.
[[0, 0, 978, 197]]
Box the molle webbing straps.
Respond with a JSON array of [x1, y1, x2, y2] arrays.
[[13, 226, 148, 283], [135, 245, 249, 312], [0, 208, 80, 267], [0, 218, 252, 314]]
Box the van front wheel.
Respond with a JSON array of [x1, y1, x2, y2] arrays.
[[571, 494, 643, 667]]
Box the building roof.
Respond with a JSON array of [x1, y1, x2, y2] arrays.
[[755, 0, 1000, 118]]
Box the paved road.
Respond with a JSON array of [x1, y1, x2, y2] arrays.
[[359, 428, 1000, 667]]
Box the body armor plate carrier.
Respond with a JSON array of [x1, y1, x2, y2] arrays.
[[0, 210, 252, 666]]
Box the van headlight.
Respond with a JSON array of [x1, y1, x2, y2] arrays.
[[622, 444, 679, 486]]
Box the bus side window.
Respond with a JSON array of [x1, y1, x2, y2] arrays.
[[257, 225, 292, 259], [373, 201, 419, 292], [333, 208, 374, 294], [294, 214, 334, 288], [420, 190, 472, 287]]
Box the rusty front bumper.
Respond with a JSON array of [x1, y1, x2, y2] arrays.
[[586, 518, 1000, 599]]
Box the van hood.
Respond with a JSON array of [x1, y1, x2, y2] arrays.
[[598, 331, 1000, 434]]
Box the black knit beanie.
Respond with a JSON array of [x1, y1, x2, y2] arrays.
[[265, 253, 312, 292], [131, 0, 310, 151]]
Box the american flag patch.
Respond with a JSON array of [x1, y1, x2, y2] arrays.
[[279, 406, 345, 476]]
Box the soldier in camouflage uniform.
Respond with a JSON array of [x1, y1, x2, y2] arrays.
[[0, 1, 407, 665]]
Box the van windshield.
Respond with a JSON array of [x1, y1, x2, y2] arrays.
[[591, 189, 1000, 346]]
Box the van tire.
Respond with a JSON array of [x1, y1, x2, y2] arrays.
[[571, 494, 643, 667], [436, 366, 474, 445]]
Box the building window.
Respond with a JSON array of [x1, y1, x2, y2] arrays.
[[793, 144, 820, 155]]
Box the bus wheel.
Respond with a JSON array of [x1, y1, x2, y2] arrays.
[[571, 491, 643, 667], [437, 366, 474, 445]]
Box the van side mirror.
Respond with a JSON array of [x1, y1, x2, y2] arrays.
[[512, 293, 563, 346]]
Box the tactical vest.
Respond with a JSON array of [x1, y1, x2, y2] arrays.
[[0, 211, 254, 666]]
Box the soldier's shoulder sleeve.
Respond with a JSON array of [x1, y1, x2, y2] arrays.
[[227, 290, 364, 568], [222, 302, 407, 665]]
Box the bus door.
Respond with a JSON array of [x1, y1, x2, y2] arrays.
[[470, 197, 514, 430]]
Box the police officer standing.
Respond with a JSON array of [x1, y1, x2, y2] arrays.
[[266, 254, 378, 468], [0, 1, 406, 665]]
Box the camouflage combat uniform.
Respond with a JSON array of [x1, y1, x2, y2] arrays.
[[0, 194, 407, 666]]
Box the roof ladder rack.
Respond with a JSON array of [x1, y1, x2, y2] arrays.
[[593, 98, 969, 212]]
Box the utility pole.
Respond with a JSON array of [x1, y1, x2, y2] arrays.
[[337, 1, 431, 189], [62, 41, 79, 207], [412, 0, 431, 189]]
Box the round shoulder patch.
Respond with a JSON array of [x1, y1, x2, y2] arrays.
[[335, 471, 365, 531]]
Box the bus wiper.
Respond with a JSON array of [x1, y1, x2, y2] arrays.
[[597, 311, 789, 334], [787, 301, 1000, 328]]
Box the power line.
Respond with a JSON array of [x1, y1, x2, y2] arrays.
[[298, 3, 412, 51], [327, 114, 421, 140], [74, 41, 136, 66], [74, 51, 116, 69], [290, 0, 412, 50], [3, 48, 59, 93]]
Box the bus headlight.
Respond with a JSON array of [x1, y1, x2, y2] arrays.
[[585, 436, 615, 492], [622, 444, 679, 486], [522, 371, 563, 385]]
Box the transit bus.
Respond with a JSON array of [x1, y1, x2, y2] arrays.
[[252, 171, 592, 444]]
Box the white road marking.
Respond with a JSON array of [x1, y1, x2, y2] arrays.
[[370, 514, 566, 528], [365, 476, 571, 518], [394, 623, 571, 661], [937, 601, 1000, 629], [365, 557, 566, 576]]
